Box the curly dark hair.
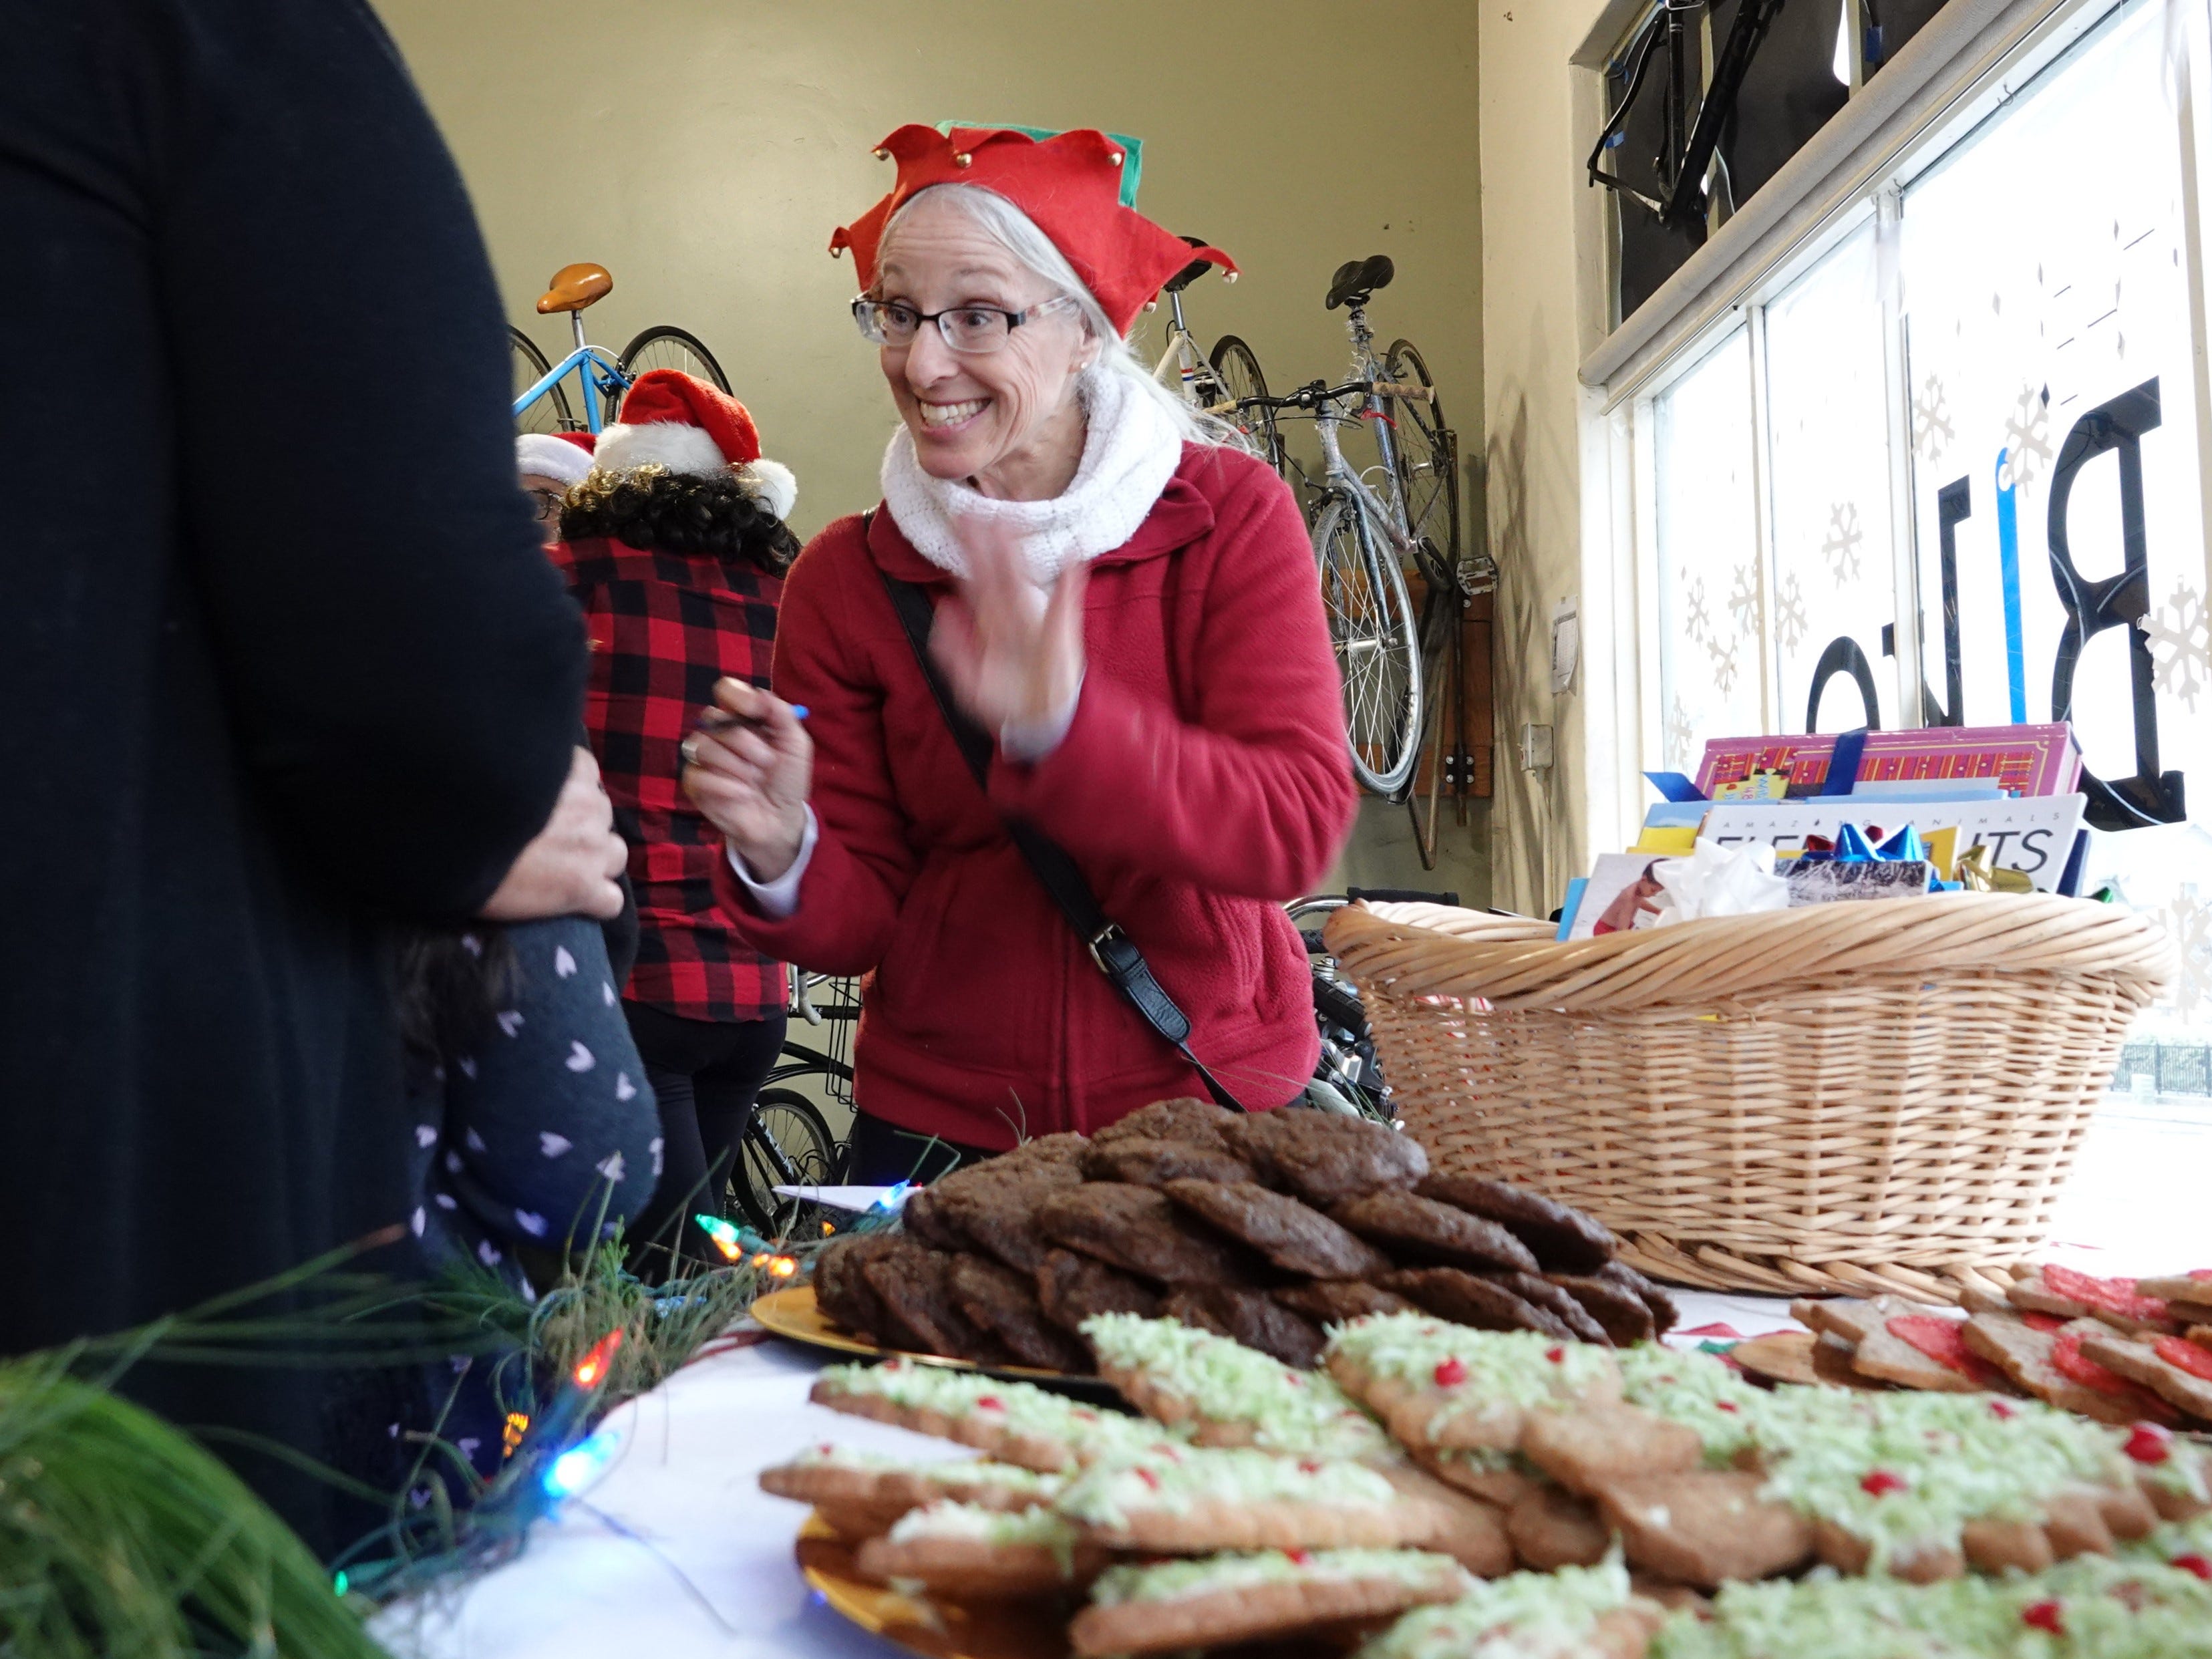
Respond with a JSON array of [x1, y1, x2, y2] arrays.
[[559, 464, 797, 571]]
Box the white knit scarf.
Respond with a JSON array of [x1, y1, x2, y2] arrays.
[[879, 367, 1184, 585]]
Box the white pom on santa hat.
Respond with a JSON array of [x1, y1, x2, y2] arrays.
[[515, 432, 595, 488], [592, 420, 726, 478], [741, 458, 797, 520]]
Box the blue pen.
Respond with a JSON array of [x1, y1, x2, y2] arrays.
[[697, 702, 808, 734]]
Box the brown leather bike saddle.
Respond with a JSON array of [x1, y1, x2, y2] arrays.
[[536, 262, 613, 315]]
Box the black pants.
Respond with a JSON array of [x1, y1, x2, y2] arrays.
[[623, 1002, 786, 1269], [844, 1110, 995, 1186]]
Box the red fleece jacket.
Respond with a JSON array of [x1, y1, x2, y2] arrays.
[[715, 443, 1357, 1147]]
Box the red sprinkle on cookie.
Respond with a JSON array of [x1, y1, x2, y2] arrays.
[[2124, 1422, 2174, 1464]]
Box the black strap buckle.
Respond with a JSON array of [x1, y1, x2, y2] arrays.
[[1086, 922, 1129, 977]]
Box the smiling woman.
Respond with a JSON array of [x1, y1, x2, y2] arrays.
[[678, 124, 1358, 1170]]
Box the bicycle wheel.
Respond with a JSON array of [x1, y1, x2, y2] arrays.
[[1311, 498, 1422, 796], [1208, 335, 1283, 476], [617, 325, 732, 420], [510, 326, 574, 435], [730, 1088, 841, 1240], [1382, 339, 1459, 564]]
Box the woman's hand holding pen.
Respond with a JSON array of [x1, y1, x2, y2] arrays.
[[682, 678, 812, 882]]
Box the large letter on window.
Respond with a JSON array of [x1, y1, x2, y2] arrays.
[[2046, 377, 2182, 828], [1805, 635, 1882, 732]]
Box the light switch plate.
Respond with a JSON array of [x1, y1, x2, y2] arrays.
[[1519, 723, 1555, 771]]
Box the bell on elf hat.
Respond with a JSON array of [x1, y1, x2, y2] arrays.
[[593, 369, 796, 520], [830, 124, 1235, 337]]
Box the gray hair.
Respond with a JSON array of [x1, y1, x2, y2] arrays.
[[877, 183, 1231, 448]]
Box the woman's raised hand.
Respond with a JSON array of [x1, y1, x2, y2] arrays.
[[929, 516, 1087, 737], [683, 677, 812, 882]]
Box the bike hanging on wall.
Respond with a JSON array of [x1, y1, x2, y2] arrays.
[[1585, 0, 1788, 237], [509, 261, 732, 435], [1147, 235, 1281, 472], [1237, 255, 1486, 816]]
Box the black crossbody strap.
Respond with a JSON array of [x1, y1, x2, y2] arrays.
[[875, 561, 1245, 1112]]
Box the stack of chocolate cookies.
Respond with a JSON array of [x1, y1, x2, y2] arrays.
[[810, 1099, 1676, 1372]]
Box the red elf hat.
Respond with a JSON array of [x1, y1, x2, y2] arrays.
[[830, 124, 1236, 337]]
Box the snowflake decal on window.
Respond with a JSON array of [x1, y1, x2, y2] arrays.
[[1665, 696, 1695, 770], [2138, 580, 2211, 712], [1726, 564, 1760, 635], [1775, 571, 1809, 653], [1708, 635, 1740, 697], [1822, 502, 1864, 585], [1682, 574, 1712, 645], [1999, 383, 2053, 492], [2156, 889, 2212, 1021], [1912, 374, 1953, 464]]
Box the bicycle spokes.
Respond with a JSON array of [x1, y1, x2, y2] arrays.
[[1316, 502, 1420, 795]]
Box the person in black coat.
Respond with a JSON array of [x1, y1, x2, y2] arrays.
[[0, 0, 614, 1554]]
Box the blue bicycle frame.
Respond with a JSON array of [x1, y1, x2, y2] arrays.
[[514, 315, 633, 432]]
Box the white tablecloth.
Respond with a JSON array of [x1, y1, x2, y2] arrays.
[[375, 1336, 958, 1659]]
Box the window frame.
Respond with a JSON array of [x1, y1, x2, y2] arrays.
[[1604, 0, 2211, 809]]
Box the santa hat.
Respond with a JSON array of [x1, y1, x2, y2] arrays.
[[515, 430, 596, 488], [832, 125, 1236, 336], [593, 369, 796, 520]]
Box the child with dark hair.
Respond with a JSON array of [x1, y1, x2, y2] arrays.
[[547, 371, 798, 1269]]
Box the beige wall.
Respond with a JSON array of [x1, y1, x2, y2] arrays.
[[373, 0, 1484, 547], [375, 0, 1494, 894], [1476, 1, 1633, 916]]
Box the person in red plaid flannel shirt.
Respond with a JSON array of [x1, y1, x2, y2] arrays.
[[546, 370, 801, 1269]]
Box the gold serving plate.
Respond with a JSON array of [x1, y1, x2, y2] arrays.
[[798, 1512, 1072, 1659], [750, 1285, 1100, 1386]]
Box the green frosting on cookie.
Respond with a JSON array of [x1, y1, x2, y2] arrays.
[[1082, 1313, 1394, 1460], [817, 1359, 1180, 1459], [1054, 1445, 1398, 1529], [1088, 1547, 1464, 1608], [1325, 1316, 1618, 1410], [1651, 1553, 2212, 1659], [1354, 1561, 1631, 1659]]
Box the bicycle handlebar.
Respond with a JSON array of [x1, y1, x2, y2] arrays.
[[1237, 378, 1434, 413]]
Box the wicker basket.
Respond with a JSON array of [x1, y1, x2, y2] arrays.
[[1323, 892, 2176, 1302]]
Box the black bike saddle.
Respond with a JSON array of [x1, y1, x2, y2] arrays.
[[1325, 253, 1395, 311], [1163, 234, 1217, 295]]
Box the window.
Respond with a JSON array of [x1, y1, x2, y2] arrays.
[[1763, 218, 1899, 736], [1899, 1, 2203, 829], [1653, 328, 1762, 769], [1629, 0, 2212, 1052]]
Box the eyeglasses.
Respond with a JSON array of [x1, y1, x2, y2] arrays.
[[851, 295, 1078, 355], [527, 488, 566, 522]]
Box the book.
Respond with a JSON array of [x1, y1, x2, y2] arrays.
[[1700, 795, 2087, 893], [1630, 825, 1700, 856], [1564, 854, 1668, 940], [1693, 724, 2080, 799]]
